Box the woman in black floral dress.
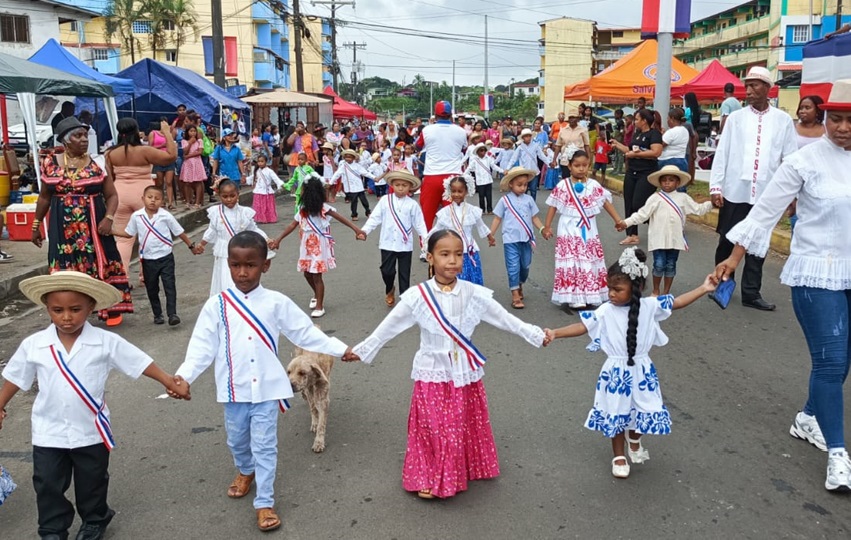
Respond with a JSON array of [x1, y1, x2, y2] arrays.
[[31, 117, 132, 325]]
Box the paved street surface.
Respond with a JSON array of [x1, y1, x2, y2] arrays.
[[0, 191, 848, 539]]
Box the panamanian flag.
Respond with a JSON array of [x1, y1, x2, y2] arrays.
[[641, 0, 692, 39], [801, 32, 851, 102]]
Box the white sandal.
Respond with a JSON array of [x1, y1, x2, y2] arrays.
[[612, 456, 630, 478], [309, 298, 317, 309], [627, 435, 650, 464]]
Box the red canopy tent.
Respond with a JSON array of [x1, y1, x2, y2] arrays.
[[322, 86, 376, 120], [670, 59, 777, 102]]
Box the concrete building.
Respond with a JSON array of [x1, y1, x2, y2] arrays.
[[537, 17, 596, 121], [675, 0, 771, 79], [0, 0, 97, 59], [288, 15, 333, 93], [595, 28, 642, 73], [512, 83, 539, 97], [59, 0, 292, 93], [769, 0, 851, 77]]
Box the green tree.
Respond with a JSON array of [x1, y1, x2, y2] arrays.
[[104, 0, 144, 64], [144, 0, 169, 59], [167, 0, 199, 66]]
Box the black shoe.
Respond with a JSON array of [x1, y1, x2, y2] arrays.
[[168, 314, 181, 326], [75, 510, 114, 540], [209, 195, 218, 203], [41, 535, 66, 540], [154, 315, 165, 324], [742, 298, 776, 311]]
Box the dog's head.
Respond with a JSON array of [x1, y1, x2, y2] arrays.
[[287, 354, 329, 392]]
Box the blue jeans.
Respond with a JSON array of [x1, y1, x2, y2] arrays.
[[658, 157, 689, 192], [223, 400, 280, 508], [792, 287, 851, 449], [525, 174, 540, 200], [503, 241, 532, 290], [652, 249, 680, 278]]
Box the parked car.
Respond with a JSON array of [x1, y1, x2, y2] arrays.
[[8, 122, 54, 155]]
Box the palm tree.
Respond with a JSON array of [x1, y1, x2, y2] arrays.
[[167, 0, 199, 66], [104, 0, 144, 65], [143, 0, 169, 60]]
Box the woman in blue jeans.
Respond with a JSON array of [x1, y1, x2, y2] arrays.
[[715, 82, 851, 492]]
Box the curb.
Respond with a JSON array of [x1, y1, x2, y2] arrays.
[[603, 176, 791, 257], [0, 190, 258, 303]]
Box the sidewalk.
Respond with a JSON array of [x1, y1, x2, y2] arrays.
[[0, 190, 257, 302]]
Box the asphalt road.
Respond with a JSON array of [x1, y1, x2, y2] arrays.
[[0, 190, 848, 539]]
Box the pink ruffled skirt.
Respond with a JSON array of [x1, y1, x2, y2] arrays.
[[253, 193, 278, 223], [402, 380, 500, 498]]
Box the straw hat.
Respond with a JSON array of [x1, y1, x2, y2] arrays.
[[484, 139, 494, 147], [473, 142, 487, 153], [469, 132, 483, 142], [499, 167, 536, 192], [647, 165, 692, 188], [321, 141, 335, 151], [384, 170, 421, 191], [340, 149, 360, 160], [743, 66, 773, 87], [500, 137, 515, 146], [566, 107, 580, 119], [820, 79, 851, 111], [20, 271, 122, 311], [519, 128, 533, 138], [371, 152, 381, 161]]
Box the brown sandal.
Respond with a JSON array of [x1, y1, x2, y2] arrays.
[[417, 489, 435, 499], [227, 472, 255, 498], [511, 299, 525, 309], [256, 507, 281, 531]]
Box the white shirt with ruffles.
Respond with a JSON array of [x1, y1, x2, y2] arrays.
[[727, 136, 851, 290], [352, 278, 545, 387], [429, 202, 490, 254]]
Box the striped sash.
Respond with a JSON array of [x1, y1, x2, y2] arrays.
[[50, 345, 116, 451], [387, 195, 412, 243], [219, 205, 237, 237], [417, 283, 487, 371], [449, 204, 476, 264], [139, 215, 172, 258], [503, 195, 536, 248], [304, 214, 335, 257], [565, 181, 592, 243]]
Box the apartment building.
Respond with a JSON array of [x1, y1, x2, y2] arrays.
[[0, 0, 97, 59], [595, 28, 642, 73], [537, 17, 596, 120], [288, 16, 333, 93]]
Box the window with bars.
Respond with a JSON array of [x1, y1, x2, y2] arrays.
[[132, 20, 152, 34], [92, 48, 110, 61], [165, 50, 176, 62], [791, 25, 810, 43], [0, 14, 29, 43]]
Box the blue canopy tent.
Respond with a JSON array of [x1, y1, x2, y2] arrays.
[[78, 58, 249, 141], [28, 39, 134, 147]]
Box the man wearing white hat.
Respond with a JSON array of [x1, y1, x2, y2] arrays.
[[709, 66, 797, 311]]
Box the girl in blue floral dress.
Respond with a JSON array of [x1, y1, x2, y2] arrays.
[[546, 247, 716, 479]]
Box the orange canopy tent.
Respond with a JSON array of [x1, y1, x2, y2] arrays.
[[564, 39, 700, 104]]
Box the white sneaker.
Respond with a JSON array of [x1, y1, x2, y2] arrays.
[[790, 411, 828, 452], [611, 457, 630, 479], [310, 309, 325, 318], [825, 452, 851, 492], [309, 298, 317, 309]]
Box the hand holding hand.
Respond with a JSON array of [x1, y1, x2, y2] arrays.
[[487, 234, 496, 247], [341, 347, 361, 362], [167, 376, 191, 400], [711, 194, 724, 208], [542, 329, 554, 347], [268, 240, 280, 250], [702, 273, 719, 293], [615, 220, 627, 232], [355, 230, 367, 241], [193, 244, 205, 255], [541, 227, 553, 240]]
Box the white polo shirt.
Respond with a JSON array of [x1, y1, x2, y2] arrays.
[[417, 120, 468, 175], [124, 207, 185, 260]]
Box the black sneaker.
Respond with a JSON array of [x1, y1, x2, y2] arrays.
[[168, 314, 181, 326], [153, 316, 165, 325], [0, 250, 13, 263]]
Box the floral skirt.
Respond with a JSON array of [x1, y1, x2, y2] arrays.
[[297, 230, 335, 274], [460, 252, 484, 286], [402, 380, 500, 498], [585, 356, 671, 438], [552, 225, 608, 306], [253, 193, 278, 223]]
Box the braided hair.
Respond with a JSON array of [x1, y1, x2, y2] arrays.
[[606, 248, 648, 366]]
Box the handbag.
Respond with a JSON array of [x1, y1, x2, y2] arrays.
[[202, 133, 214, 157]]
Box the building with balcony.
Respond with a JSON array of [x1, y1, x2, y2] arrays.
[[0, 0, 98, 60], [768, 0, 851, 77], [288, 15, 333, 92], [674, 0, 771, 79], [595, 28, 642, 73], [538, 17, 596, 121], [59, 0, 291, 92]]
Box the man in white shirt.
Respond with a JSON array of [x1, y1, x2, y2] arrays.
[[415, 101, 468, 230], [710, 66, 797, 311], [719, 82, 742, 134]]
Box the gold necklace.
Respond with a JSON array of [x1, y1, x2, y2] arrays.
[[434, 278, 457, 293]]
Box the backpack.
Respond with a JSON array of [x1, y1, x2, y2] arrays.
[[202, 132, 214, 157]]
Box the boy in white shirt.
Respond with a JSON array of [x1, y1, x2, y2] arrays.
[[361, 171, 428, 307], [464, 143, 503, 214], [112, 185, 195, 325], [495, 138, 516, 180], [368, 152, 388, 197], [331, 149, 376, 220], [0, 271, 188, 540], [175, 231, 357, 532]]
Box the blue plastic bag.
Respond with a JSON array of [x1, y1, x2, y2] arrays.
[[0, 465, 17, 506]]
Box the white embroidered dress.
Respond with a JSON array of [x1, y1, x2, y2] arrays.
[[353, 279, 545, 387], [430, 202, 490, 255], [203, 204, 270, 296]]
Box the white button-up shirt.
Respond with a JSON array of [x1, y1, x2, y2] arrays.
[[709, 105, 797, 205], [176, 285, 348, 403], [124, 207, 184, 260], [252, 167, 283, 195], [464, 154, 502, 185], [511, 141, 550, 175], [331, 161, 374, 193], [361, 193, 428, 252], [3, 323, 153, 448]]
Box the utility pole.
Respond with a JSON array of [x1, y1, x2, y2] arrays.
[[311, 1, 355, 91], [451, 60, 455, 115], [429, 81, 433, 115], [342, 41, 366, 103], [838, 0, 844, 32], [293, 0, 305, 91], [483, 15, 489, 120], [211, 0, 225, 88]]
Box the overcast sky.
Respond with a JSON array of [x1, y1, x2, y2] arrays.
[[316, 0, 747, 86]]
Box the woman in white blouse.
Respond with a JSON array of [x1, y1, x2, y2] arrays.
[[715, 80, 851, 492]]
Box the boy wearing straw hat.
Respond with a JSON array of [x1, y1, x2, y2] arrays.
[[0, 271, 189, 540], [617, 165, 713, 295]]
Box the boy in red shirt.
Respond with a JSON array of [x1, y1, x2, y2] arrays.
[[592, 125, 610, 184]]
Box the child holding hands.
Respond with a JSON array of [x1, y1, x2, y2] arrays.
[[0, 271, 189, 540], [616, 165, 712, 296], [546, 248, 715, 479]]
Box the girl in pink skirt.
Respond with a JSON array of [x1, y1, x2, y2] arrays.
[[252, 154, 283, 223], [351, 230, 551, 499]]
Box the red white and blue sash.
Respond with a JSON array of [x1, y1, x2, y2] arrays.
[[658, 191, 689, 251], [387, 195, 412, 243], [565, 180, 592, 243], [503, 195, 536, 248], [449, 204, 476, 264], [219, 205, 237, 237], [417, 283, 487, 371], [304, 214, 335, 257], [220, 289, 292, 413], [50, 345, 116, 451], [138, 215, 172, 258]]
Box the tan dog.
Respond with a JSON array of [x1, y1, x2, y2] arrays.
[[287, 345, 334, 452]]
